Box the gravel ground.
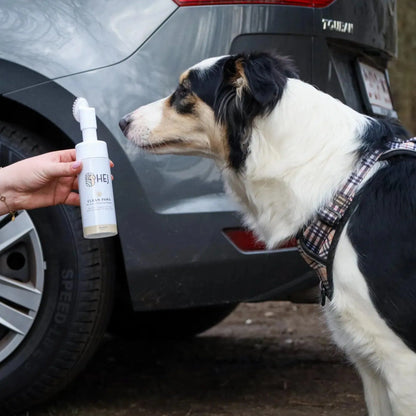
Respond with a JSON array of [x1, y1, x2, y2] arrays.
[[27, 302, 366, 416]]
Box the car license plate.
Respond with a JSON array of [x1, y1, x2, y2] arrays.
[[357, 61, 397, 118]]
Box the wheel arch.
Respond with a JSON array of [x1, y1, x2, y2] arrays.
[[1, 61, 178, 314], [0, 96, 74, 150]]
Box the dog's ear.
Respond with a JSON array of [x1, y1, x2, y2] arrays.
[[214, 56, 255, 170], [225, 53, 298, 110], [214, 53, 296, 171]]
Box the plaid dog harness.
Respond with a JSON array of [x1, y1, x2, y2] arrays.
[[297, 137, 416, 306]]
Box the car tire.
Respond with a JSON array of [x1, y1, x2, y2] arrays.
[[0, 121, 115, 414]]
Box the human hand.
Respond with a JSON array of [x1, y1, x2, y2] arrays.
[[0, 149, 86, 215]]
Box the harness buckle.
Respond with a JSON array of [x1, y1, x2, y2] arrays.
[[318, 194, 351, 227], [320, 280, 332, 306]]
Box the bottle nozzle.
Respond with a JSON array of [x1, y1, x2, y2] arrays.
[[73, 97, 97, 142]]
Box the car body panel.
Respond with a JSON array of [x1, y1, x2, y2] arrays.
[[320, 0, 397, 56], [0, 0, 397, 310], [0, 0, 177, 93]]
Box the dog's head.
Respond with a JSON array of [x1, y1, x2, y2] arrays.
[[120, 52, 297, 171]]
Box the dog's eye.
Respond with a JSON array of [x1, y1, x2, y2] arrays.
[[169, 84, 195, 114], [170, 85, 189, 105], [177, 85, 190, 99]]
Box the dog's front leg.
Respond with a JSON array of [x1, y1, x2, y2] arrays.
[[354, 359, 392, 416], [326, 231, 394, 416], [383, 360, 416, 416]]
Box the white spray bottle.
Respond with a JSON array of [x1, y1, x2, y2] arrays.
[[73, 97, 118, 239]]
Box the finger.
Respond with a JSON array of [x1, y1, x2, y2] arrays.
[[109, 160, 115, 168], [45, 160, 82, 178], [64, 192, 81, 207], [72, 177, 79, 191], [71, 160, 82, 172], [58, 148, 77, 162]]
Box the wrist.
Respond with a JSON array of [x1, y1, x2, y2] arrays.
[[0, 166, 19, 218]]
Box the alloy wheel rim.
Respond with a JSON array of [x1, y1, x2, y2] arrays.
[[0, 211, 44, 362]]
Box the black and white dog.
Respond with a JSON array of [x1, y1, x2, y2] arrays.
[[120, 52, 416, 415]]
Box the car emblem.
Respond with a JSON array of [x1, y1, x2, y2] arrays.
[[322, 18, 354, 35]]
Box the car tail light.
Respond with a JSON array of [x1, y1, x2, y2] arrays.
[[223, 228, 297, 252], [173, 0, 335, 7]]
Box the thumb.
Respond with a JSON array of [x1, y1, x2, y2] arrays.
[[45, 160, 82, 178]]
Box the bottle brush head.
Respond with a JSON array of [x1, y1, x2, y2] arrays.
[[72, 97, 97, 141], [72, 97, 90, 123]]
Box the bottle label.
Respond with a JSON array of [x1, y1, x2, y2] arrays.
[[78, 157, 117, 236]]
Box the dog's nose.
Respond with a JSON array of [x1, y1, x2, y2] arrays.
[[119, 115, 130, 135]]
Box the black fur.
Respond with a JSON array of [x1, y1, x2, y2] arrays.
[[214, 53, 297, 170], [188, 56, 228, 109], [360, 117, 410, 155], [189, 53, 298, 171], [348, 156, 416, 352]]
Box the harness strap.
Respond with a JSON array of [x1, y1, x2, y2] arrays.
[[297, 138, 416, 305]]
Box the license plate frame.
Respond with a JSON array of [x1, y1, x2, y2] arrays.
[[356, 60, 397, 118]]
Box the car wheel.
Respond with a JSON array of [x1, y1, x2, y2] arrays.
[[110, 303, 238, 339], [0, 121, 115, 414]]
